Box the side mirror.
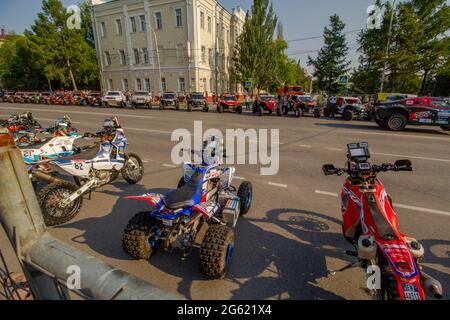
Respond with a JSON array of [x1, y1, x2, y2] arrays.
[[394, 159, 412, 171], [322, 164, 337, 176]]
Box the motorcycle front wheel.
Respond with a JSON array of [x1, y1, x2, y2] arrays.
[[38, 181, 83, 226], [121, 153, 144, 184]]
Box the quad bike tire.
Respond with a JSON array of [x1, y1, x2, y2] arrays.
[[237, 181, 253, 215], [276, 107, 282, 117], [313, 109, 321, 118], [122, 212, 163, 260], [38, 181, 83, 226], [258, 107, 264, 117], [199, 225, 235, 279], [342, 109, 354, 121], [121, 153, 144, 184], [236, 105, 243, 114], [323, 107, 331, 117], [384, 112, 407, 131]]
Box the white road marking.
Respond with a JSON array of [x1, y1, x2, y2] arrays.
[[315, 190, 339, 197], [326, 147, 344, 152], [315, 190, 450, 217], [372, 152, 450, 163], [357, 131, 450, 142], [268, 182, 288, 188], [162, 164, 177, 168], [234, 176, 246, 180], [298, 144, 313, 148]]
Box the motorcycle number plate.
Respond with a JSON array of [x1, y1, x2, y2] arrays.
[[402, 284, 421, 300], [162, 219, 174, 227]]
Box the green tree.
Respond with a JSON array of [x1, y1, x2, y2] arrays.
[[307, 14, 350, 94], [232, 0, 279, 92], [0, 34, 47, 90], [25, 0, 99, 90]]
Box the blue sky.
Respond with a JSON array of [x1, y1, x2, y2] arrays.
[[0, 0, 395, 70]]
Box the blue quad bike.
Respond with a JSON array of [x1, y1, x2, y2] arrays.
[[122, 138, 253, 279]]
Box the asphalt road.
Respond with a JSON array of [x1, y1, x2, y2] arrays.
[[1, 102, 449, 300]]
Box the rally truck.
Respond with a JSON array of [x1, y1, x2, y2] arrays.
[[375, 97, 450, 131]]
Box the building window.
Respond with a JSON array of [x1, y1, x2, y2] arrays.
[[208, 48, 213, 64], [200, 12, 205, 29], [115, 19, 122, 35], [140, 15, 146, 32], [207, 16, 211, 32], [119, 50, 126, 65], [108, 79, 113, 90], [122, 79, 128, 91], [162, 78, 167, 92], [104, 51, 111, 66], [130, 17, 137, 33], [145, 78, 151, 92], [133, 49, 140, 65], [143, 48, 149, 64], [175, 8, 183, 27], [155, 12, 162, 30], [100, 22, 107, 37], [136, 79, 142, 91], [201, 46, 206, 63], [179, 78, 185, 92]]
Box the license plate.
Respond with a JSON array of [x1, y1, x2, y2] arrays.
[[162, 219, 173, 227], [402, 284, 422, 300]]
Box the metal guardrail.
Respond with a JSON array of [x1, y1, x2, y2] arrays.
[[0, 128, 183, 300]]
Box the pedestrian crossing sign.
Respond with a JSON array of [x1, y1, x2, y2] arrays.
[[338, 74, 349, 84]]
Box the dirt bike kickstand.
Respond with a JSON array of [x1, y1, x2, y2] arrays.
[[328, 261, 362, 276]]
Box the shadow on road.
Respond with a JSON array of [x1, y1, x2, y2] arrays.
[[148, 207, 353, 300], [56, 180, 173, 261], [315, 120, 449, 136]]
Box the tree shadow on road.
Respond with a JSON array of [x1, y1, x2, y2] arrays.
[[418, 239, 450, 299], [147, 207, 356, 300], [55, 180, 173, 261], [315, 121, 449, 136]]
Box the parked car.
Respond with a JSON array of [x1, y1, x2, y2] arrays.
[[102, 91, 127, 108], [253, 94, 279, 116], [159, 92, 179, 110], [87, 92, 102, 106], [217, 94, 242, 114], [296, 95, 321, 118], [131, 91, 152, 109], [186, 92, 209, 112], [375, 97, 450, 131], [323, 97, 369, 121], [1, 91, 15, 103]]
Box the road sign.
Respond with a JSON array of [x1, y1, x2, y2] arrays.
[[337, 74, 349, 85], [245, 79, 253, 88]]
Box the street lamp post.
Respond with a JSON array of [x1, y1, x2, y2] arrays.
[[380, 0, 397, 93], [146, 22, 163, 95]]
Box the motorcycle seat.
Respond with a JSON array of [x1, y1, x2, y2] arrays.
[[60, 144, 99, 161], [163, 171, 203, 210]]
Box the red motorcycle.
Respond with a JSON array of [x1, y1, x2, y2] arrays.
[[323, 142, 443, 300]]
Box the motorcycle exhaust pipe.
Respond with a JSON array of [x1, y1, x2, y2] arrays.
[[421, 272, 443, 299], [32, 170, 66, 185]]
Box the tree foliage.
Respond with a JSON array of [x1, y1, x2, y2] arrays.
[[307, 14, 350, 94], [0, 0, 99, 90], [352, 0, 449, 95]]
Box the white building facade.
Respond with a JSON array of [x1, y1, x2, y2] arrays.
[[91, 0, 246, 94]]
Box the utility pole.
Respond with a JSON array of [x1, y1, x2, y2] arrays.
[[380, 0, 397, 93]]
